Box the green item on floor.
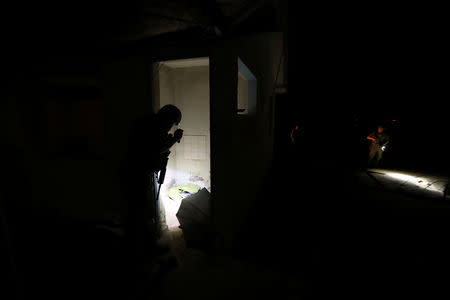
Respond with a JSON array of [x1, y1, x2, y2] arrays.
[[179, 184, 201, 194], [168, 184, 201, 201]]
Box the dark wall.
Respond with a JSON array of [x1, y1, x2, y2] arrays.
[[2, 54, 152, 225], [232, 0, 449, 262], [3, 54, 145, 299], [287, 3, 448, 174]]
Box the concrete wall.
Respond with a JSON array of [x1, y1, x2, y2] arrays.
[[2, 55, 153, 224], [210, 33, 284, 250], [237, 72, 248, 114], [158, 64, 211, 190]]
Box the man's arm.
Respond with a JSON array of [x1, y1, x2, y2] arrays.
[[366, 133, 376, 141], [159, 129, 183, 153], [159, 136, 177, 154]]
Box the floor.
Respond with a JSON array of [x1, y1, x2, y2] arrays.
[[149, 228, 303, 300], [145, 166, 450, 300], [12, 165, 449, 299]]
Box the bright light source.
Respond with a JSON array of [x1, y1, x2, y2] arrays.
[[381, 145, 386, 151]]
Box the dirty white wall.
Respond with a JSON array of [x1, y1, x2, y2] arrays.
[[210, 33, 284, 250], [158, 64, 211, 190]]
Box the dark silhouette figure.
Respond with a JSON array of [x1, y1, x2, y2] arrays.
[[290, 124, 302, 145], [367, 125, 390, 168], [122, 104, 183, 298]]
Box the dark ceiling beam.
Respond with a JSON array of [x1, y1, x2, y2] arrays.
[[181, 0, 228, 36], [111, 1, 218, 42], [112, 22, 194, 44], [142, 12, 200, 26], [227, 0, 268, 32]]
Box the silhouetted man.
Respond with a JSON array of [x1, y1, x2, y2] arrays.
[[290, 124, 302, 145], [288, 123, 305, 164], [122, 104, 182, 297], [367, 125, 389, 168]]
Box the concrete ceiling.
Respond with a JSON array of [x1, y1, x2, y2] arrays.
[[6, 0, 284, 51]]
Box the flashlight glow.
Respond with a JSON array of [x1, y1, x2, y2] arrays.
[[367, 169, 449, 199]]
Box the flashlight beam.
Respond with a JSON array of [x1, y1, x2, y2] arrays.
[[365, 169, 449, 200]]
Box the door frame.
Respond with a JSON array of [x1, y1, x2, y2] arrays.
[[150, 51, 213, 232]]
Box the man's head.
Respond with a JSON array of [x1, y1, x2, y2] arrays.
[[157, 105, 182, 132], [377, 125, 384, 134]]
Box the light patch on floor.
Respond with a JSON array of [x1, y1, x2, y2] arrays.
[[366, 168, 449, 199]]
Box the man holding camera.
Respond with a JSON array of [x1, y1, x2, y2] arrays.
[[123, 105, 183, 296]]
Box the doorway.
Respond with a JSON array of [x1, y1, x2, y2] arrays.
[[153, 57, 211, 230]]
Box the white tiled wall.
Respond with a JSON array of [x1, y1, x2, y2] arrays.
[[158, 63, 211, 189], [183, 135, 207, 160]]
